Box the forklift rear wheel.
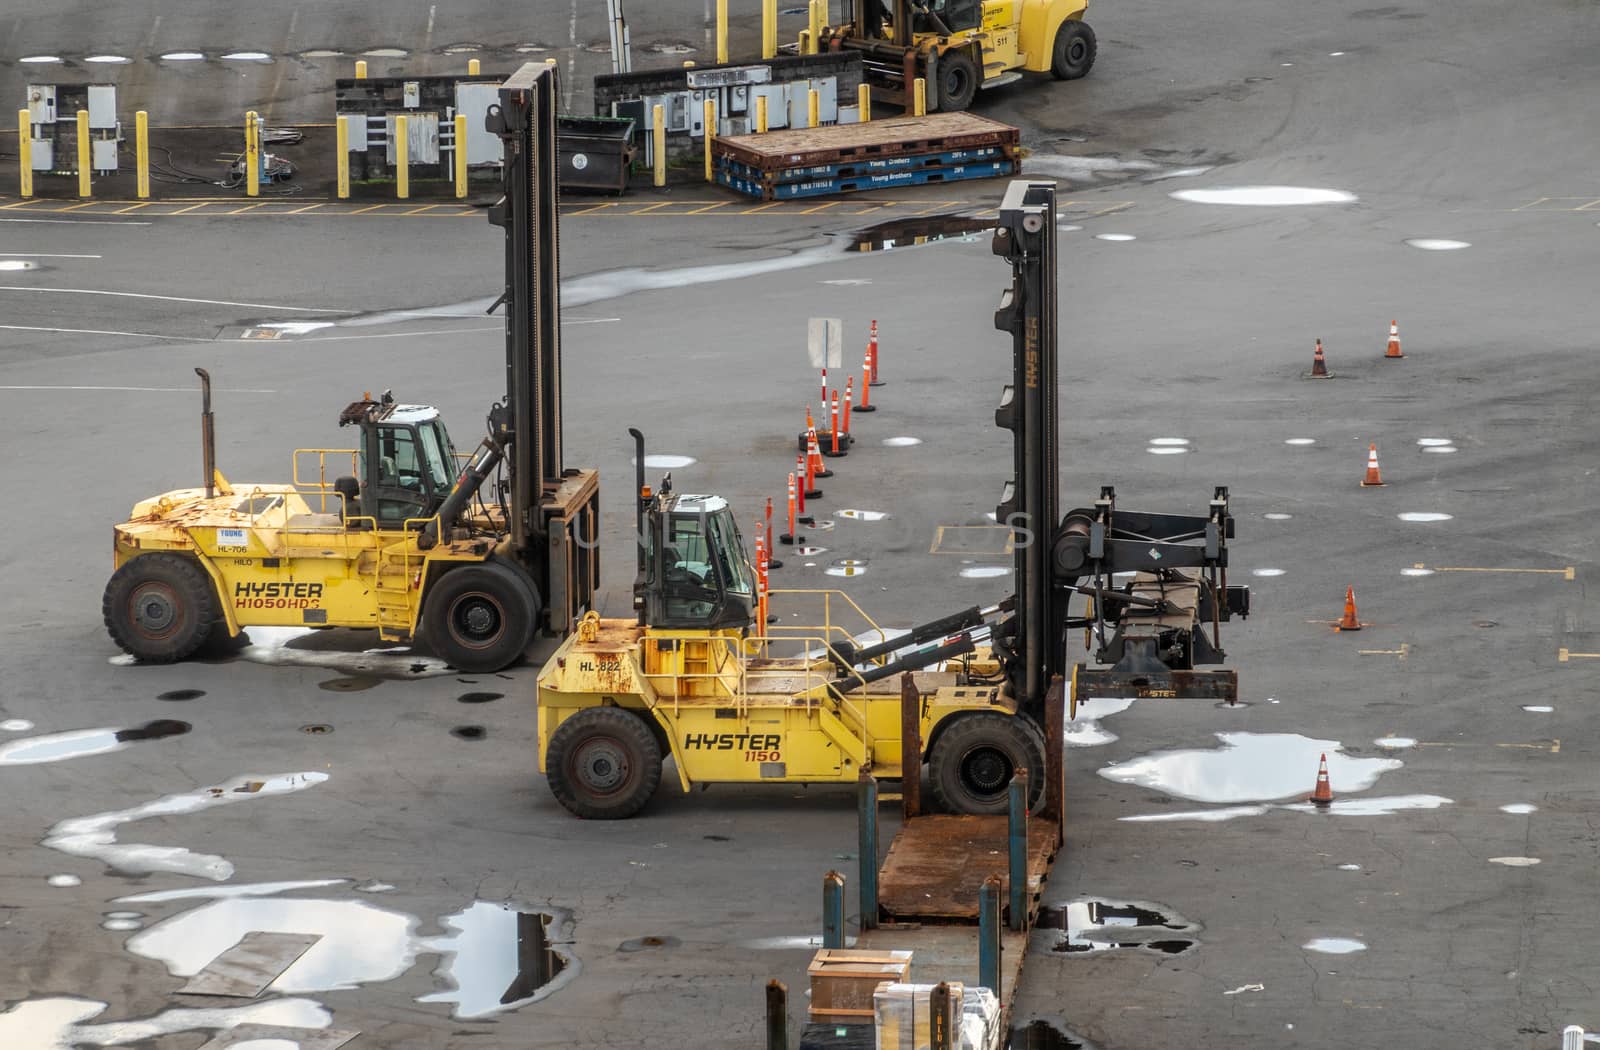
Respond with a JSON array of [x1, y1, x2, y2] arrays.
[[546, 707, 664, 819], [1050, 20, 1097, 80], [937, 51, 980, 112], [928, 712, 1047, 814], [421, 560, 538, 672], [103, 553, 219, 663]]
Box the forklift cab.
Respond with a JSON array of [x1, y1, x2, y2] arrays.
[[335, 395, 462, 529], [640, 492, 755, 631]]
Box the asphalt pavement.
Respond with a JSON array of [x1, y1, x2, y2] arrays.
[[2, 0, 1598, 1047]]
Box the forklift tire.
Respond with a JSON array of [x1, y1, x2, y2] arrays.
[[103, 553, 220, 663], [420, 560, 539, 673], [545, 707, 664, 819], [1050, 20, 1097, 80], [927, 711, 1047, 815], [937, 51, 980, 112]]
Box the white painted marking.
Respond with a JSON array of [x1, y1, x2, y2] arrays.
[[1397, 512, 1452, 522], [1374, 736, 1417, 749], [1417, 438, 1454, 447], [1095, 233, 1136, 241], [1400, 567, 1434, 577], [1337, 863, 1362, 871], [1251, 568, 1285, 577], [641, 454, 695, 468], [960, 566, 1010, 579], [0, 286, 345, 313], [1422, 446, 1457, 454], [362, 47, 409, 57], [1285, 437, 1316, 446], [0, 217, 152, 226], [0, 385, 276, 393], [0, 260, 39, 271], [0, 253, 101, 259], [1522, 705, 1554, 713], [160, 51, 206, 61], [1263, 512, 1292, 520], [2, 719, 35, 731], [47, 873, 82, 887], [1302, 937, 1365, 954], [84, 54, 132, 63], [19, 55, 63, 63], [1146, 446, 1188, 455], [1404, 238, 1470, 251], [221, 51, 272, 61], [1057, 223, 1083, 231], [1499, 803, 1537, 815], [1488, 856, 1540, 867], [0, 325, 211, 342], [1223, 983, 1265, 995], [1171, 186, 1357, 206], [1149, 437, 1189, 446], [882, 436, 922, 446], [1328, 51, 1346, 56]]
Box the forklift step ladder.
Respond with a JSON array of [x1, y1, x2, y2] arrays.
[[374, 540, 416, 639]]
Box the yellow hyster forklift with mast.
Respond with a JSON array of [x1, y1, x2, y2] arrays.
[[103, 65, 598, 673], [537, 180, 1250, 819], [821, 0, 1096, 112]]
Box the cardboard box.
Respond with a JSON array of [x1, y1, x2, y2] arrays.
[[873, 981, 965, 1050], [807, 949, 913, 1025]]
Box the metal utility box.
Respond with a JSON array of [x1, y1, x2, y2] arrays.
[[556, 116, 636, 195], [454, 82, 503, 164], [336, 72, 505, 188], [385, 112, 440, 164], [24, 82, 119, 173]]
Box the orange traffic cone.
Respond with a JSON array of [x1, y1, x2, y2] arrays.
[[1384, 319, 1404, 360], [1310, 338, 1329, 378], [808, 425, 833, 479], [1309, 753, 1334, 806], [1336, 586, 1362, 631], [1360, 443, 1385, 487]]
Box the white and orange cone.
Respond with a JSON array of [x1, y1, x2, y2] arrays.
[[1384, 319, 1404, 360], [1309, 753, 1334, 806], [1311, 338, 1330, 378], [1360, 443, 1385, 487], [1336, 586, 1362, 631]]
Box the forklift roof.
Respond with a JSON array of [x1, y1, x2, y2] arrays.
[[386, 405, 441, 424], [671, 494, 729, 514]]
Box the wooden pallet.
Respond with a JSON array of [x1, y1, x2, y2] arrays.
[[714, 112, 1020, 172], [877, 814, 1056, 924]]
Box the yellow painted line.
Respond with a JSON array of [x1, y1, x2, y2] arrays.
[[113, 202, 153, 214], [285, 203, 325, 215], [625, 202, 673, 215], [799, 201, 841, 215], [685, 201, 731, 215], [61, 201, 99, 212], [0, 199, 48, 210], [349, 204, 388, 214], [1358, 643, 1409, 659], [1558, 648, 1600, 662], [1512, 197, 1551, 211], [227, 202, 267, 216], [1426, 565, 1575, 580], [564, 201, 621, 216], [739, 201, 784, 214], [1576, 199, 1600, 211], [167, 202, 213, 215], [1498, 740, 1560, 753], [400, 204, 442, 216], [1415, 740, 1560, 753]]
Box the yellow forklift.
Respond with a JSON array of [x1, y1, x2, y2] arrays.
[[537, 180, 1249, 819], [822, 0, 1096, 112], [102, 65, 598, 673]]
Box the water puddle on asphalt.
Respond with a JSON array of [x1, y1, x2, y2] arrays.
[[1008, 1020, 1086, 1049], [47, 874, 81, 887], [0, 997, 332, 1050], [237, 626, 453, 678], [221, 51, 273, 61], [451, 725, 487, 740], [319, 676, 380, 692], [84, 54, 132, 64], [1374, 736, 1417, 749], [0, 719, 190, 765], [159, 51, 206, 61], [417, 902, 575, 1018], [882, 436, 923, 447], [1037, 898, 1197, 956], [1397, 512, 1453, 522], [1099, 732, 1403, 803], [1146, 445, 1187, 454], [458, 692, 504, 704], [1149, 438, 1189, 447], [1170, 186, 1357, 206], [1488, 856, 1540, 867], [1252, 568, 1285, 577], [1338, 863, 1363, 871], [19, 55, 63, 63], [2, 718, 36, 731], [743, 934, 859, 950], [835, 509, 890, 521], [42, 771, 330, 880], [1065, 697, 1137, 748], [362, 47, 410, 57], [1522, 705, 1554, 713], [1405, 238, 1470, 251], [1263, 512, 1292, 520], [1120, 805, 1270, 824], [959, 566, 1010, 579], [1303, 937, 1365, 954], [1500, 803, 1537, 815], [848, 214, 991, 253], [1285, 438, 1316, 446], [158, 689, 206, 701], [1278, 794, 1451, 816], [300, 49, 345, 58], [793, 546, 827, 556], [1095, 233, 1136, 242], [1401, 567, 1435, 577], [1423, 445, 1457, 454]]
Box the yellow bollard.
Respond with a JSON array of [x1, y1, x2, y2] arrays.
[[76, 110, 91, 198], [763, 0, 778, 59], [858, 83, 871, 123], [17, 110, 32, 198], [798, 30, 811, 55], [809, 0, 823, 49], [244, 110, 259, 197], [703, 98, 716, 183], [756, 94, 769, 134], [335, 115, 351, 199], [454, 113, 468, 199], [394, 114, 409, 199], [912, 77, 927, 116], [808, 88, 820, 129], [355, 59, 368, 80], [468, 58, 481, 76], [135, 110, 149, 199], [716, 0, 728, 64], [652, 103, 665, 188]]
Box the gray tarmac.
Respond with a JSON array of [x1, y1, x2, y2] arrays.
[[2, 0, 1599, 1047]]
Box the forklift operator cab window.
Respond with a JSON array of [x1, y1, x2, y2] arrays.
[[360, 424, 445, 527], [648, 498, 755, 630], [918, 0, 981, 33]]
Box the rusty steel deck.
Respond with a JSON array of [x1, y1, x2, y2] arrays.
[[877, 814, 1057, 924]]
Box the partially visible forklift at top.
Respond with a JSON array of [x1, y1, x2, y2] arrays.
[[821, 0, 1096, 112], [535, 178, 1248, 821], [101, 64, 598, 673]]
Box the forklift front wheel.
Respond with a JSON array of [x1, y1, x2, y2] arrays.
[[546, 707, 664, 819], [420, 560, 538, 673], [102, 553, 219, 664], [1051, 20, 1097, 80], [927, 712, 1047, 814], [937, 51, 980, 112]]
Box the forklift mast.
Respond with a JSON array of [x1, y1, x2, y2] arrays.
[[991, 180, 1064, 711]]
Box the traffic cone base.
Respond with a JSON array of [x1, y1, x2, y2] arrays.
[[779, 533, 801, 545], [1309, 753, 1334, 806], [1336, 586, 1362, 631], [1384, 319, 1404, 360], [767, 556, 784, 570]]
